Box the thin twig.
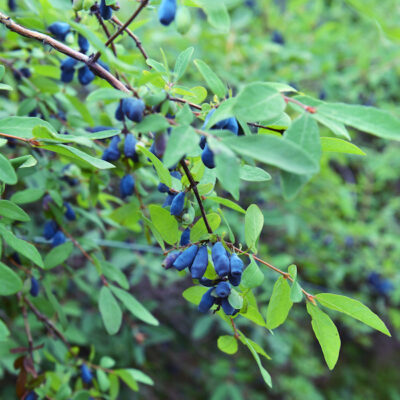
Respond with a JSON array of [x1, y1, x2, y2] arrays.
[[283, 95, 316, 113], [91, 0, 149, 63], [0, 12, 130, 93], [230, 318, 239, 339], [179, 159, 213, 234]]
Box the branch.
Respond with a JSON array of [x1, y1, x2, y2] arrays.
[[179, 159, 213, 234], [91, 0, 149, 63], [111, 15, 149, 61], [0, 12, 130, 93], [283, 95, 316, 113]]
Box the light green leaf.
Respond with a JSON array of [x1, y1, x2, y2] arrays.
[[233, 83, 286, 123], [306, 302, 341, 370], [320, 137, 366, 155], [137, 146, 172, 186], [318, 103, 400, 141], [0, 318, 10, 340], [86, 88, 130, 102], [198, 0, 230, 32], [194, 59, 226, 98], [217, 335, 238, 355], [245, 204, 264, 252], [190, 213, 221, 241], [110, 285, 159, 326], [0, 200, 30, 222], [288, 264, 303, 303], [0, 154, 17, 185], [0, 225, 44, 268], [240, 165, 271, 182], [0, 262, 23, 295], [266, 276, 293, 330], [99, 286, 123, 335], [207, 196, 245, 214], [241, 256, 264, 289], [114, 370, 138, 391], [228, 288, 243, 309], [134, 114, 170, 133], [149, 205, 179, 245], [174, 47, 194, 81], [44, 242, 74, 269], [222, 135, 320, 175], [315, 293, 391, 336], [0, 116, 57, 139], [182, 285, 209, 305]]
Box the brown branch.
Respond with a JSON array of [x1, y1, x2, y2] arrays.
[[0, 12, 130, 93], [0, 132, 40, 146], [111, 15, 149, 61], [283, 95, 316, 113], [24, 296, 70, 348], [230, 318, 239, 339], [91, 0, 149, 63], [179, 159, 213, 234]]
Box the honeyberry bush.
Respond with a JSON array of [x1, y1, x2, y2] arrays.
[[0, 0, 399, 399]]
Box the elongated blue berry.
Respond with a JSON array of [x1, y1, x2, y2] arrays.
[[163, 193, 176, 207], [170, 171, 181, 180], [180, 228, 190, 246], [212, 242, 230, 277], [198, 288, 215, 313], [199, 278, 214, 287], [120, 174, 135, 198], [158, 0, 177, 26], [170, 191, 185, 216], [122, 98, 145, 122], [201, 145, 215, 169], [44, 220, 58, 240], [52, 230, 66, 247], [172, 245, 198, 271], [80, 364, 93, 384], [158, 182, 170, 193], [100, 0, 112, 20], [8, 0, 16, 11], [215, 281, 231, 298], [102, 136, 121, 161], [190, 245, 208, 280], [199, 136, 207, 149], [30, 277, 40, 297], [115, 102, 124, 121], [78, 34, 89, 53], [98, 60, 110, 71], [124, 133, 138, 161], [48, 22, 70, 41], [162, 251, 180, 269], [25, 392, 37, 400], [78, 66, 95, 85], [221, 298, 236, 315], [64, 202, 76, 221], [229, 253, 243, 286], [61, 57, 78, 70], [61, 68, 75, 83]]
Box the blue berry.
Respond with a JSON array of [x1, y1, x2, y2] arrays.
[[162, 193, 176, 207], [48, 22, 71, 41], [170, 191, 185, 216], [198, 288, 215, 313], [78, 34, 90, 53], [172, 245, 198, 271], [228, 253, 243, 286], [162, 251, 180, 269], [212, 242, 230, 277], [158, 0, 177, 26], [78, 66, 95, 86], [64, 202, 76, 221], [30, 277, 40, 297], [52, 230, 66, 247], [123, 133, 138, 160], [100, 0, 112, 20], [120, 174, 135, 198], [201, 145, 215, 169], [215, 281, 231, 298], [190, 245, 208, 280], [61, 68, 75, 83], [122, 98, 145, 123], [179, 228, 190, 246], [80, 364, 93, 384], [221, 298, 236, 315], [44, 220, 58, 240]]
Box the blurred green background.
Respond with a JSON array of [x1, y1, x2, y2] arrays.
[[1, 0, 399, 398]]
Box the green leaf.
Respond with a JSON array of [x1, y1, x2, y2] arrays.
[[100, 260, 129, 290], [163, 125, 199, 168], [109, 202, 141, 231], [228, 288, 243, 309], [86, 88, 130, 102], [266, 276, 293, 329], [281, 113, 321, 199], [134, 114, 170, 133], [240, 333, 272, 388], [241, 304, 266, 327], [240, 165, 271, 182], [110, 285, 159, 326], [194, 59, 226, 98], [137, 146, 172, 186], [197, 0, 230, 32], [0, 262, 23, 295], [245, 204, 264, 252], [99, 286, 123, 335], [207, 196, 245, 214], [318, 103, 400, 141], [0, 200, 30, 222], [0, 225, 44, 268], [241, 256, 264, 289], [306, 302, 341, 370], [0, 116, 57, 139], [149, 205, 179, 245], [114, 370, 138, 391], [0, 154, 17, 185], [0, 317, 10, 340], [222, 135, 320, 175], [42, 279, 68, 329], [315, 293, 391, 336], [233, 83, 286, 123], [288, 264, 303, 303], [190, 213, 221, 242], [174, 47, 194, 81], [182, 285, 209, 305], [44, 242, 74, 270], [217, 335, 238, 354], [320, 137, 366, 155]]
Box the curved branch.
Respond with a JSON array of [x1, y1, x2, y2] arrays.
[[0, 12, 130, 93]]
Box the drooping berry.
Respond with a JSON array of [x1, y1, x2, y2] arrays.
[[61, 68, 75, 83], [78, 34, 90, 53], [212, 242, 230, 277], [162, 251, 180, 269], [102, 136, 121, 161], [44, 220, 58, 240], [215, 281, 231, 298], [162, 193, 176, 207], [179, 228, 190, 246], [172, 245, 198, 271], [52, 230, 66, 247], [64, 202, 76, 221], [30, 277, 40, 297], [198, 288, 215, 313], [123, 133, 138, 161], [78, 65, 95, 85], [48, 22, 71, 41], [120, 174, 135, 198], [170, 191, 185, 216], [190, 245, 209, 280], [80, 364, 93, 384], [201, 144, 215, 169], [100, 0, 112, 20], [221, 298, 236, 315], [122, 98, 145, 122], [158, 0, 177, 26]]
